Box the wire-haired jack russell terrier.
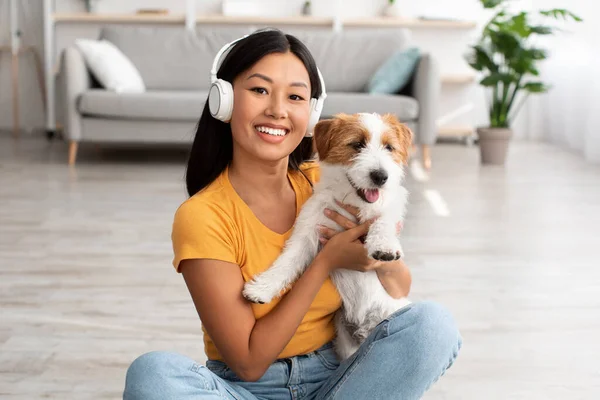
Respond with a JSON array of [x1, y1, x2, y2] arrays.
[[243, 112, 413, 360]]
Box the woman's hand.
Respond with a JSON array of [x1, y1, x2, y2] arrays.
[[317, 200, 403, 273], [316, 217, 381, 273], [318, 200, 402, 246]]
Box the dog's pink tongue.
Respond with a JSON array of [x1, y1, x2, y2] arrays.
[[364, 189, 380, 203]]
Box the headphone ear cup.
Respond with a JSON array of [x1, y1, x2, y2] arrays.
[[209, 79, 234, 122], [305, 97, 323, 137]]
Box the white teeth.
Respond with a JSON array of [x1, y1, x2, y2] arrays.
[[256, 126, 287, 136]]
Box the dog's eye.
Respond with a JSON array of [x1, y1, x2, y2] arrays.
[[385, 144, 395, 152], [349, 141, 365, 151]]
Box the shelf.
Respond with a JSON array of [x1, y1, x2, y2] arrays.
[[52, 13, 477, 29], [441, 74, 476, 85], [342, 17, 477, 29], [438, 126, 475, 137], [53, 13, 185, 24], [196, 15, 333, 26]]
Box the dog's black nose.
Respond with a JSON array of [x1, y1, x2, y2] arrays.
[[370, 169, 388, 186]]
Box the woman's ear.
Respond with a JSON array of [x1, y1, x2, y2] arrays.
[[313, 118, 335, 160]]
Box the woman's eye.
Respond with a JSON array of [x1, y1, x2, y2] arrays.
[[349, 141, 365, 151], [289, 94, 305, 101], [251, 87, 268, 95], [385, 144, 395, 151]]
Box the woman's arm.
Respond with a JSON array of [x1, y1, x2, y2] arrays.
[[180, 220, 374, 382], [375, 259, 412, 299], [181, 257, 330, 382]]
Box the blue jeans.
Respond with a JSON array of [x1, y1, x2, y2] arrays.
[[123, 301, 462, 400]]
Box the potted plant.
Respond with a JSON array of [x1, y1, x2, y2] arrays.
[[466, 0, 581, 165]]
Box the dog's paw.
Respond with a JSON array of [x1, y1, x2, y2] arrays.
[[242, 275, 283, 305], [368, 240, 403, 261], [371, 250, 401, 261]]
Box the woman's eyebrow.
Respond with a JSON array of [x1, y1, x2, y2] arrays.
[[247, 73, 308, 89]]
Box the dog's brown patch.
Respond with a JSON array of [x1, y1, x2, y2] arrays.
[[313, 114, 371, 165], [382, 113, 413, 165]]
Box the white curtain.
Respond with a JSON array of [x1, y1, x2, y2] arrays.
[[530, 0, 600, 163]]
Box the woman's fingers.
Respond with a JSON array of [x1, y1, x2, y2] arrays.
[[317, 225, 337, 240], [334, 199, 360, 219], [345, 217, 376, 241], [324, 208, 357, 230], [396, 221, 403, 234]]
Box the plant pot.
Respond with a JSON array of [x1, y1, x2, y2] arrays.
[[476, 127, 512, 165], [383, 3, 402, 18]]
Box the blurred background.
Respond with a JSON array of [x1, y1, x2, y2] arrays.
[[1, 0, 598, 399]]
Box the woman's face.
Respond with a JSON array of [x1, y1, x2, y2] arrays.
[[229, 51, 312, 164]]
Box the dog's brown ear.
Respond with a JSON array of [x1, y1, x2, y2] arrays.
[[313, 118, 335, 160], [383, 113, 413, 165]]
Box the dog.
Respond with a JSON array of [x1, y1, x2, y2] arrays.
[[242, 112, 413, 360]]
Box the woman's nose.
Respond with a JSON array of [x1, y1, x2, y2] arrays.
[[265, 94, 288, 119]]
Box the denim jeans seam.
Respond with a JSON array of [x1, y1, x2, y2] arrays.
[[325, 341, 378, 399], [420, 339, 463, 396], [188, 364, 240, 400]]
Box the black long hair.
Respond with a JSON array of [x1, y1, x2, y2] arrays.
[[185, 29, 322, 197]]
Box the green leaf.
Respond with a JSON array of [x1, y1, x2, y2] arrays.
[[481, 0, 505, 9], [521, 82, 549, 93], [540, 9, 583, 22], [509, 12, 529, 37], [488, 30, 522, 59], [466, 45, 499, 73], [480, 73, 514, 87], [530, 25, 553, 35]]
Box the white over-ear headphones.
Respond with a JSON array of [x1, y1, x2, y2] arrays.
[[208, 32, 327, 137]]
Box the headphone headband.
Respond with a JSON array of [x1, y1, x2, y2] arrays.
[[210, 34, 248, 85]]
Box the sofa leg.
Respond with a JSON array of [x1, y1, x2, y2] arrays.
[[422, 144, 431, 170], [68, 141, 78, 166]]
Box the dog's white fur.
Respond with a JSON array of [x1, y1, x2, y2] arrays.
[[242, 112, 412, 360]]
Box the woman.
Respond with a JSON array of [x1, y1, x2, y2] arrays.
[[123, 29, 461, 400]]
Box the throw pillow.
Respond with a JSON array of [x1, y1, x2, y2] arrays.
[[367, 47, 421, 94], [75, 38, 146, 93]]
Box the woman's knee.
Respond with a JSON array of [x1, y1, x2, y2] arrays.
[[389, 301, 462, 369], [124, 351, 211, 399]]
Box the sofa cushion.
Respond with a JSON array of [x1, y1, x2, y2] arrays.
[[75, 38, 146, 93], [285, 28, 410, 92], [78, 90, 207, 121], [100, 26, 254, 91], [367, 47, 421, 94], [322, 92, 418, 121]]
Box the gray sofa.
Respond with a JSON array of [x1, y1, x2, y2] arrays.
[[60, 25, 439, 167]]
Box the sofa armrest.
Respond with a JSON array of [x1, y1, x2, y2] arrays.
[[412, 53, 441, 146], [60, 46, 91, 142]]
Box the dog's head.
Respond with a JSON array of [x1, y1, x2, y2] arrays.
[[313, 112, 412, 203]]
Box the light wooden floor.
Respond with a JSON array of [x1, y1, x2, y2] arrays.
[[1, 135, 599, 399]]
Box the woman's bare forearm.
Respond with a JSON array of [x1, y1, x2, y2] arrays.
[[242, 255, 331, 380], [376, 259, 412, 299]]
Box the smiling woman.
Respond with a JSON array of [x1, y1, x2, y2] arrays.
[[122, 28, 461, 400]]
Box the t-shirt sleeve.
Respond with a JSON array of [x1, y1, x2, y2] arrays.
[[171, 199, 238, 272]]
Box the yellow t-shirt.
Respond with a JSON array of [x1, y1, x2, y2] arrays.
[[171, 161, 342, 361]]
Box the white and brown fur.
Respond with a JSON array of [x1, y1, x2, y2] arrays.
[[242, 112, 413, 360]]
